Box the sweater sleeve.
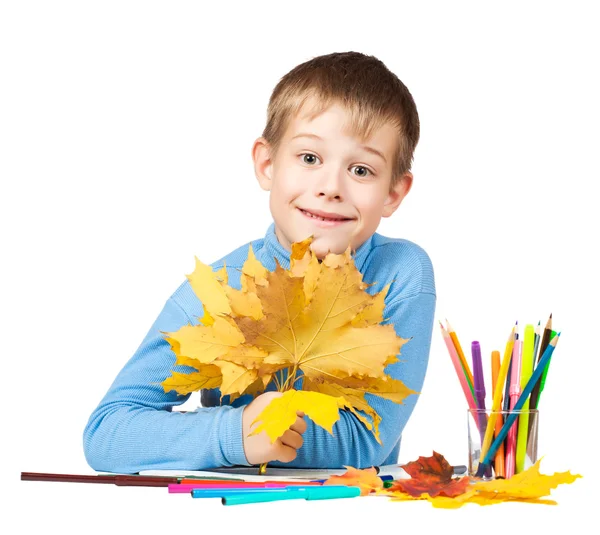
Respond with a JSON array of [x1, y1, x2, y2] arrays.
[[82, 296, 250, 473], [268, 290, 436, 469]]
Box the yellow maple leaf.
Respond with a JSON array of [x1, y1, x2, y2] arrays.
[[471, 458, 582, 500], [186, 257, 231, 317], [161, 238, 414, 448], [250, 389, 349, 442], [161, 365, 222, 395]]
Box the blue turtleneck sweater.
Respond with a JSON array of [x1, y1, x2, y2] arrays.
[[83, 224, 436, 473]]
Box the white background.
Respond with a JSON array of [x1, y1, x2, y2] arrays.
[[2, 1, 598, 532]]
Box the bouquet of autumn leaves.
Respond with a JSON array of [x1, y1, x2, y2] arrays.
[[161, 238, 416, 449]]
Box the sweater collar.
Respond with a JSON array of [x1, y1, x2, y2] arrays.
[[259, 222, 375, 273]]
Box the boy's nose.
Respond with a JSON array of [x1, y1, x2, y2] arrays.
[[315, 169, 344, 201]]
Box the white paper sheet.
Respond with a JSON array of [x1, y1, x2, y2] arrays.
[[138, 464, 410, 482]]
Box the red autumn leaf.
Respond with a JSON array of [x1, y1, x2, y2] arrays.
[[389, 475, 470, 498], [401, 450, 454, 482], [387, 451, 470, 498]]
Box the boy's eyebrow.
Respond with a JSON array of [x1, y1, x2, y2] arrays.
[[290, 133, 387, 164]]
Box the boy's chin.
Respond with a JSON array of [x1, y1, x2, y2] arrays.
[[309, 236, 353, 259]]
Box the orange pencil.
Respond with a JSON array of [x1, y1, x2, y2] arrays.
[[491, 350, 505, 478], [445, 319, 475, 399]]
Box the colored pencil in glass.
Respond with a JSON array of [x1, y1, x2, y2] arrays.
[[516, 324, 535, 473], [504, 337, 522, 478], [476, 334, 560, 477], [471, 340, 493, 477], [445, 319, 475, 399], [502, 325, 518, 411], [440, 322, 477, 413], [529, 314, 552, 410], [481, 327, 514, 478], [471, 341, 486, 412]]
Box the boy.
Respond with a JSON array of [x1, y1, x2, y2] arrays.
[[83, 51, 436, 473]]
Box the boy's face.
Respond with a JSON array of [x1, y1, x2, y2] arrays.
[[253, 100, 412, 258]]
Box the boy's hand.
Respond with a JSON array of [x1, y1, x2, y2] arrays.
[[241, 391, 307, 465]]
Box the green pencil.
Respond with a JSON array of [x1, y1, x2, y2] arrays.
[[529, 313, 552, 410]]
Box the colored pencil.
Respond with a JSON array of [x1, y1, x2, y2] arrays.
[[440, 322, 477, 413], [516, 324, 535, 473], [492, 394, 506, 476], [529, 314, 552, 409], [479, 326, 514, 476], [445, 319, 475, 398], [504, 338, 522, 478]]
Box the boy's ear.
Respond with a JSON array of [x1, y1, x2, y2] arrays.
[[382, 171, 413, 218], [252, 137, 274, 191]]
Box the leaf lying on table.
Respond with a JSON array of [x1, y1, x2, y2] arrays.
[[324, 466, 384, 496], [160, 238, 415, 445], [386, 450, 470, 498], [378, 452, 581, 508]]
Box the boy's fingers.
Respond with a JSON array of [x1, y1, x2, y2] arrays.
[[280, 429, 303, 450], [274, 441, 298, 463], [290, 415, 307, 434]]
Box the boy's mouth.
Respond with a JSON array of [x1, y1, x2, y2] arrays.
[[298, 208, 354, 223]]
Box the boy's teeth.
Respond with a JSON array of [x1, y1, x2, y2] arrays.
[[303, 209, 341, 221]]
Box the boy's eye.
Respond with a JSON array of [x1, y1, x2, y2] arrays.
[[351, 165, 372, 178], [301, 153, 320, 165]]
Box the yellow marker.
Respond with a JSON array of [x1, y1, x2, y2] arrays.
[[515, 324, 535, 472], [479, 326, 515, 465]]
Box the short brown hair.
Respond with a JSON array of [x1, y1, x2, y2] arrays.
[[262, 51, 420, 183]]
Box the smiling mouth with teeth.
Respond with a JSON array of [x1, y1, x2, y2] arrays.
[[299, 208, 352, 222]]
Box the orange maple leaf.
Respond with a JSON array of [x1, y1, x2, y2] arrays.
[[324, 466, 384, 496]]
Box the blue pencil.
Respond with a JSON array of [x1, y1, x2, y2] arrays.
[[475, 333, 560, 477]]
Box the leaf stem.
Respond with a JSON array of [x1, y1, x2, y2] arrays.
[[272, 372, 281, 391], [282, 365, 299, 392]]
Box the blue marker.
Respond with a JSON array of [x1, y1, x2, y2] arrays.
[[192, 487, 289, 498], [221, 485, 361, 505]]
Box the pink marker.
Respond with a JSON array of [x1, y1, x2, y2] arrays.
[[168, 482, 288, 493], [505, 339, 522, 478]]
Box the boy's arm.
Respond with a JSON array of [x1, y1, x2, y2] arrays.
[[268, 290, 436, 469], [82, 294, 250, 474]]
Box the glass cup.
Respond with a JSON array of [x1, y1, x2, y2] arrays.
[[467, 408, 539, 479]]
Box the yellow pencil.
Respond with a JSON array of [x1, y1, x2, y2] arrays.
[[515, 324, 535, 473], [478, 325, 515, 465]]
